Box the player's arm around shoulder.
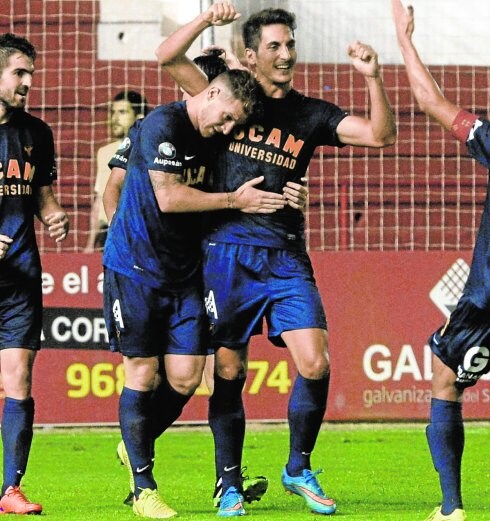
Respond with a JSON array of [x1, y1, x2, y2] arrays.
[[36, 185, 69, 243], [148, 170, 285, 214]]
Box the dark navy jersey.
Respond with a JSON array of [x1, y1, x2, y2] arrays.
[[103, 101, 212, 290], [0, 110, 57, 285], [206, 89, 348, 250], [457, 118, 490, 308], [466, 118, 490, 169]]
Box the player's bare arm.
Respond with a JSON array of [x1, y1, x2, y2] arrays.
[[36, 185, 69, 242], [156, 2, 240, 96], [336, 41, 396, 148], [391, 0, 459, 131], [103, 166, 126, 225], [149, 170, 285, 214], [0, 234, 13, 261]]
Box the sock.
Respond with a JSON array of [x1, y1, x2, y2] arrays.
[[426, 398, 464, 515], [1, 397, 34, 495], [208, 374, 246, 493], [150, 377, 193, 440], [286, 374, 329, 476], [119, 387, 156, 496]]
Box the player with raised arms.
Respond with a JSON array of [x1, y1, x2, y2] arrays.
[[392, 1, 490, 520]]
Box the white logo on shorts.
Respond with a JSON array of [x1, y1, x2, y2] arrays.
[[112, 299, 125, 329], [205, 290, 218, 319], [429, 258, 470, 318]]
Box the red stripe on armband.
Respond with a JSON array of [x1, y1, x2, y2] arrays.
[[451, 110, 478, 143]]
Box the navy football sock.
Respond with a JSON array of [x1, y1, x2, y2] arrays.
[[286, 374, 329, 476], [208, 375, 246, 493], [119, 387, 156, 496], [426, 398, 464, 515], [150, 378, 192, 441], [1, 397, 34, 494]]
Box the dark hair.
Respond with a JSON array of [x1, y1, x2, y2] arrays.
[[210, 69, 262, 119], [0, 33, 36, 72], [242, 8, 296, 51], [113, 90, 150, 117], [193, 50, 229, 82]]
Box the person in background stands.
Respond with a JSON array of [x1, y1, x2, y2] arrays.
[[392, 2, 490, 521], [0, 33, 69, 515], [84, 90, 148, 252]]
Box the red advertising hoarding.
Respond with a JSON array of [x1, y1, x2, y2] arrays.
[[2, 252, 488, 425]]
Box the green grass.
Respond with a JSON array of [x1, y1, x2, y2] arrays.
[[1, 423, 489, 520]]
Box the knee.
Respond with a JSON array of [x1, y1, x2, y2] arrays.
[[169, 373, 203, 396], [124, 357, 159, 391], [297, 353, 330, 380]]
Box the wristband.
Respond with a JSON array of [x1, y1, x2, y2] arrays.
[[451, 110, 478, 144]]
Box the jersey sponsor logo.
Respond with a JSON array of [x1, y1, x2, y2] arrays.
[[228, 141, 297, 170], [112, 153, 128, 164], [182, 166, 206, 187], [158, 141, 176, 159], [153, 157, 183, 167], [117, 136, 131, 153], [205, 290, 218, 319], [0, 159, 34, 182], [233, 125, 305, 158], [112, 299, 125, 329], [457, 345, 490, 385]]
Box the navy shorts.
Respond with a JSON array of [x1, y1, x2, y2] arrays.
[[0, 281, 42, 350], [429, 296, 490, 389], [202, 242, 327, 349], [103, 269, 208, 358]]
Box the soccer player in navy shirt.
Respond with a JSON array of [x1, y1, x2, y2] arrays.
[[103, 69, 294, 519], [0, 33, 69, 515], [157, 2, 396, 516], [393, 2, 489, 521]]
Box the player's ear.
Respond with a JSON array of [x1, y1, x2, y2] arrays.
[[245, 47, 256, 66], [207, 85, 220, 101]]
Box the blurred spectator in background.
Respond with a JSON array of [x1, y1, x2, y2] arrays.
[[84, 90, 148, 252]]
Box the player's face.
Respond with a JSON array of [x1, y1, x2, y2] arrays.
[[198, 89, 247, 138], [110, 100, 138, 139], [0, 52, 34, 111], [246, 24, 297, 93]]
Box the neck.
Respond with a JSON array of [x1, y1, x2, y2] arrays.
[[0, 102, 11, 125], [257, 78, 291, 99], [184, 97, 199, 130]]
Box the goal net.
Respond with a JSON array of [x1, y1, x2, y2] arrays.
[[1, 0, 488, 252]]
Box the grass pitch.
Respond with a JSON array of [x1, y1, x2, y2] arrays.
[[1, 423, 489, 520]]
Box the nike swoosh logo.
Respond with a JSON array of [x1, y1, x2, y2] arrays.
[[184, 154, 196, 160], [223, 465, 239, 472], [136, 464, 150, 473]]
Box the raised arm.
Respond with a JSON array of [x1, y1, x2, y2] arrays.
[[336, 41, 397, 148], [391, 0, 459, 130], [156, 2, 241, 96]]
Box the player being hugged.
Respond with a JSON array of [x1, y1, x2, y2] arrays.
[[157, 2, 396, 516]]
